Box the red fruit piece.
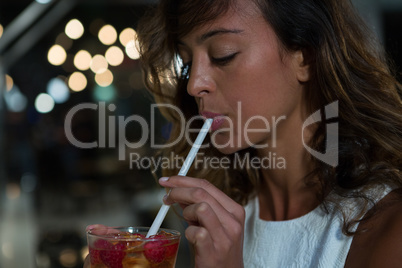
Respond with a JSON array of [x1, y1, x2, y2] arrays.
[[89, 239, 111, 265], [165, 242, 179, 258], [144, 241, 166, 264], [100, 242, 127, 268], [149, 233, 178, 258], [89, 247, 102, 265]]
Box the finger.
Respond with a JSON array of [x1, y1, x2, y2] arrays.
[[166, 186, 244, 241], [185, 225, 215, 259], [159, 176, 243, 218], [161, 176, 244, 223], [86, 224, 120, 235], [86, 224, 106, 232], [183, 202, 229, 243], [166, 185, 231, 222]]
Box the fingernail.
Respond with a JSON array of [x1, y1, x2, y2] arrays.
[[86, 225, 96, 231], [159, 177, 169, 182], [163, 188, 172, 203]]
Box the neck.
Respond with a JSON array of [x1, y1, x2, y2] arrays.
[[257, 149, 320, 221], [255, 112, 320, 221]]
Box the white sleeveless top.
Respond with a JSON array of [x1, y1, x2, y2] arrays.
[[243, 185, 393, 268]]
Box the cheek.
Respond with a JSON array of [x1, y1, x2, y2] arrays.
[[239, 107, 274, 145], [234, 53, 285, 100], [213, 46, 301, 149], [239, 56, 300, 116]]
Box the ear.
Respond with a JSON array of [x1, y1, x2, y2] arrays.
[[293, 50, 310, 83]]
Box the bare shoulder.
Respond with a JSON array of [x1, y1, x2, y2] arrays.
[[345, 189, 402, 268]]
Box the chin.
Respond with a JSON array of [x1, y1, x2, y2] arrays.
[[210, 134, 246, 155], [212, 141, 246, 155], [215, 146, 239, 155]]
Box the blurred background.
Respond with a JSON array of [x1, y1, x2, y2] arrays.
[[0, 0, 400, 267]]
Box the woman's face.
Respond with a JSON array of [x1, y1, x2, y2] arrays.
[[177, 0, 309, 155]]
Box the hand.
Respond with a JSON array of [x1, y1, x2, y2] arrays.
[[159, 176, 245, 268]]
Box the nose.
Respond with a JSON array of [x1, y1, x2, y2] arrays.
[[186, 59, 215, 97]]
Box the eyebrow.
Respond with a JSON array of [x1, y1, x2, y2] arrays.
[[177, 28, 244, 46], [200, 28, 244, 42]]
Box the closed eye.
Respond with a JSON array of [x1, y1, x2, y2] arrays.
[[179, 52, 239, 78], [211, 52, 239, 66]]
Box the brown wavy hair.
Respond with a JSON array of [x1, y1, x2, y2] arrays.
[[137, 0, 402, 234]]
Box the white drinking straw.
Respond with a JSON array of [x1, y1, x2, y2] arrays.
[[146, 118, 213, 237]]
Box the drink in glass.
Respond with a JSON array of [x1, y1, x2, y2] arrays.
[[87, 226, 180, 268]]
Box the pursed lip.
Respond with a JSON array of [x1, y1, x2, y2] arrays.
[[201, 111, 226, 131], [201, 111, 224, 119]]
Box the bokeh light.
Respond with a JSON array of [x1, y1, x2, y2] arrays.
[[65, 19, 84, 40], [68, 72, 87, 92], [95, 69, 113, 87], [90, 54, 108, 74], [35, 93, 55, 114], [6, 183, 21, 200], [5, 74, 13, 91], [59, 248, 78, 268], [98, 24, 117, 45], [35, 0, 52, 4], [47, 77, 70, 103], [125, 40, 140, 60], [93, 84, 116, 102], [2, 242, 13, 259], [4, 86, 28, 113], [81, 246, 88, 262], [105, 46, 124, 66], [0, 24, 3, 39], [74, 50, 92, 71], [48, 44, 67, 66], [119, 28, 136, 47]]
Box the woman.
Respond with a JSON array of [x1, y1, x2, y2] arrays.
[[86, 0, 402, 267]]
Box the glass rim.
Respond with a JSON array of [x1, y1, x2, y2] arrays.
[[87, 226, 181, 241]]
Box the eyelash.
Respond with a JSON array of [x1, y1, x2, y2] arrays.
[[181, 52, 239, 78], [211, 53, 239, 66]]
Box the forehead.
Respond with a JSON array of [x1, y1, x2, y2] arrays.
[[177, 0, 263, 42]]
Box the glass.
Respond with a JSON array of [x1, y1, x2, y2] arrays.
[[87, 226, 180, 268]]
